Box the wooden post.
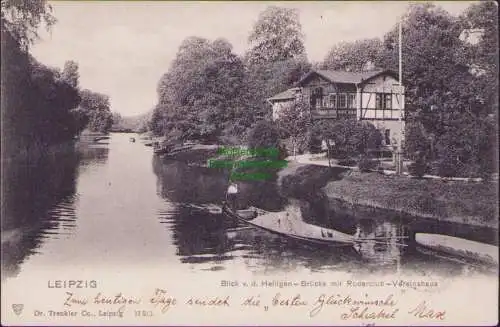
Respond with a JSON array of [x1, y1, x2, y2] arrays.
[[396, 19, 404, 176]]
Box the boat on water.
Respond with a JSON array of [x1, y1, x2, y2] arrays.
[[153, 143, 173, 155], [415, 233, 499, 266], [130, 137, 136, 143], [156, 144, 195, 156], [93, 136, 110, 143], [222, 205, 355, 246]]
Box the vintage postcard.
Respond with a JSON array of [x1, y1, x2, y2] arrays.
[[1, 0, 498, 326]]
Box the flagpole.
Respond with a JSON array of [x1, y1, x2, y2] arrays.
[[396, 18, 403, 175]]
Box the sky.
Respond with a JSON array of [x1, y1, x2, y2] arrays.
[[31, 1, 477, 116]]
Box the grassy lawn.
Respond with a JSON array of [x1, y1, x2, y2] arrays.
[[324, 171, 499, 228]]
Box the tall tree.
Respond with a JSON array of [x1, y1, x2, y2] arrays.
[[247, 6, 305, 65], [1, 0, 57, 50], [379, 2, 498, 177], [276, 99, 311, 159], [321, 38, 385, 72], [458, 1, 498, 116], [244, 6, 309, 133], [154, 37, 246, 142], [79, 89, 113, 134], [61, 60, 79, 89]]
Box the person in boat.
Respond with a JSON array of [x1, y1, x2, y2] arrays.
[[226, 181, 239, 211]]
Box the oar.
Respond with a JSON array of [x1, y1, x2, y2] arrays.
[[356, 236, 409, 240], [354, 239, 409, 247]]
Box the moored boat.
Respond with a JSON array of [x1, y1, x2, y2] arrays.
[[156, 144, 195, 156], [222, 205, 355, 246], [93, 136, 110, 143], [153, 144, 172, 155], [415, 233, 498, 266], [130, 137, 135, 143]]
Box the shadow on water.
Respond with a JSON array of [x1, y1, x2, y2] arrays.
[[1, 143, 109, 278], [152, 156, 287, 210], [152, 156, 496, 276], [151, 157, 366, 273]]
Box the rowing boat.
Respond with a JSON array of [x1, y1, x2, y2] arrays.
[[415, 233, 498, 266], [222, 205, 355, 246]]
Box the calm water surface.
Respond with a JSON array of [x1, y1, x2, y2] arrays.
[[1, 133, 492, 281]]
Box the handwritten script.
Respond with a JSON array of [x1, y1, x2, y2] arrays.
[[57, 289, 447, 322]]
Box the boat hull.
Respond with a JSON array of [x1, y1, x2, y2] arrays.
[[415, 233, 498, 266], [222, 205, 354, 247]]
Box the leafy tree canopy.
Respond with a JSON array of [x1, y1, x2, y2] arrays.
[[1, 0, 57, 50], [321, 38, 385, 72], [247, 6, 306, 65]]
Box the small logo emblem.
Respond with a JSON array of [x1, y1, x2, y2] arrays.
[[12, 304, 24, 316]]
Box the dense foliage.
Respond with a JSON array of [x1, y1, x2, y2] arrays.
[[311, 119, 382, 159], [150, 6, 309, 144], [111, 112, 150, 133], [276, 99, 311, 158], [1, 0, 114, 160], [79, 89, 113, 134], [320, 2, 498, 177], [148, 2, 497, 178], [379, 2, 498, 177]]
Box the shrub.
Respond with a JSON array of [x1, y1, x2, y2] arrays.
[[404, 121, 431, 161], [358, 155, 379, 172], [277, 144, 289, 161], [408, 156, 429, 178], [337, 158, 357, 167], [308, 135, 323, 154], [431, 157, 462, 177], [246, 120, 280, 149]]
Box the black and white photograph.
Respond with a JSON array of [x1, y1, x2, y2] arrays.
[[1, 1, 498, 325]]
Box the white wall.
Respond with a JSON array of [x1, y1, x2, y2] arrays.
[[360, 74, 404, 120], [363, 119, 405, 146], [272, 100, 294, 120]]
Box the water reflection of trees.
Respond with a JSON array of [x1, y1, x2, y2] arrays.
[[352, 219, 406, 273], [227, 226, 363, 273], [76, 144, 110, 173], [152, 156, 287, 210], [152, 156, 287, 268], [151, 156, 483, 276], [162, 207, 238, 265], [1, 144, 108, 278], [153, 157, 228, 204]]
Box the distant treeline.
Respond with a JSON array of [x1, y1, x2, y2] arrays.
[[110, 112, 150, 133], [1, 1, 113, 160]]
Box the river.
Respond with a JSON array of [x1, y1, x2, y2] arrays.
[[1, 133, 494, 283]]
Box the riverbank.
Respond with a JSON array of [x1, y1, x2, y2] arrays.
[[277, 163, 498, 236], [323, 170, 498, 229], [159, 146, 498, 235]]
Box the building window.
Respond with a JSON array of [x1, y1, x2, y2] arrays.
[[310, 87, 323, 108], [376, 93, 392, 109], [329, 94, 337, 109], [338, 94, 347, 108], [384, 129, 391, 145], [347, 94, 356, 109], [385, 94, 392, 109]]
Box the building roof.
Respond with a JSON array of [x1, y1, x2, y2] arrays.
[[267, 87, 300, 102], [267, 69, 399, 103], [298, 69, 397, 85]]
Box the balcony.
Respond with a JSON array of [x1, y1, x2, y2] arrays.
[[311, 107, 357, 120]]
